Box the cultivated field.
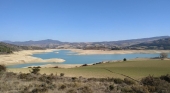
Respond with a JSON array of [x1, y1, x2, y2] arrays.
[[8, 60, 170, 80]]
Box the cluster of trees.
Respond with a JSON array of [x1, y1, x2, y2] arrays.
[[0, 42, 45, 54], [0, 46, 13, 54], [111, 47, 122, 50], [83, 46, 108, 50], [82, 45, 123, 50]]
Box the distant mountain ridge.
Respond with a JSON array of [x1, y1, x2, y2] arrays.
[[127, 38, 170, 50], [6, 39, 62, 45], [2, 39, 63, 48], [2, 36, 170, 49], [92, 36, 170, 46]]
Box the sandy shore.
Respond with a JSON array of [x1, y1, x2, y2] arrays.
[[0, 49, 65, 65], [68, 49, 170, 55], [38, 64, 82, 68]]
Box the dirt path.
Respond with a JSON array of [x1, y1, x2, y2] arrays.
[[103, 68, 140, 83]]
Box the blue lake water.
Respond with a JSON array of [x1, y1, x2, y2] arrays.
[[8, 50, 170, 68]]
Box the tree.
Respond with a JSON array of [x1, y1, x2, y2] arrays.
[[123, 58, 127, 61], [160, 53, 168, 60]]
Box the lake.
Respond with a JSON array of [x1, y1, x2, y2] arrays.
[[8, 50, 170, 68]]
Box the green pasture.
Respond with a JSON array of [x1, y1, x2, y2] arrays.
[[8, 60, 170, 80]]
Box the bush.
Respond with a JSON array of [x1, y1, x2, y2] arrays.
[[131, 85, 149, 93], [18, 73, 28, 79], [124, 78, 136, 85], [53, 66, 59, 68], [78, 86, 93, 93], [30, 67, 40, 74], [37, 66, 41, 68], [114, 78, 123, 84], [141, 75, 170, 92], [0, 65, 6, 72], [123, 58, 127, 61], [121, 86, 133, 92], [141, 75, 164, 86], [59, 85, 66, 90], [141, 75, 155, 86], [82, 64, 88, 66], [72, 77, 77, 81], [109, 85, 114, 91], [31, 87, 48, 93], [160, 74, 170, 83], [60, 73, 64, 77], [67, 89, 77, 93]]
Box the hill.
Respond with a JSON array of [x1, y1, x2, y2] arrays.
[[2, 36, 170, 49], [0, 42, 45, 54], [97, 36, 170, 46], [127, 38, 170, 50], [3, 39, 63, 48], [81, 36, 170, 50]]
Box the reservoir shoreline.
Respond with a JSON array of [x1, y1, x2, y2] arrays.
[[0, 49, 65, 65], [1, 49, 170, 67], [68, 49, 170, 55]]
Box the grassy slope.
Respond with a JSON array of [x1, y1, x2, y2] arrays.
[[8, 60, 170, 80]]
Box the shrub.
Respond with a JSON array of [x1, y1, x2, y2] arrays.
[[141, 75, 166, 86], [67, 89, 77, 93], [123, 58, 127, 61], [114, 78, 123, 84], [18, 73, 28, 79], [141, 75, 155, 86], [131, 85, 149, 93], [31, 87, 48, 93], [37, 66, 41, 68], [124, 78, 136, 85], [72, 77, 77, 81], [53, 66, 59, 68], [141, 75, 170, 92], [78, 86, 93, 93], [147, 85, 156, 92], [60, 73, 64, 77], [109, 85, 114, 91], [160, 74, 170, 83], [30, 67, 40, 74], [121, 86, 133, 92], [59, 85, 66, 90], [82, 64, 88, 66], [0, 65, 6, 72]]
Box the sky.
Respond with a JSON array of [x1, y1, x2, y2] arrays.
[[0, 0, 170, 42]]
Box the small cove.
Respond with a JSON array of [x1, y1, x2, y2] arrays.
[[8, 50, 170, 68]]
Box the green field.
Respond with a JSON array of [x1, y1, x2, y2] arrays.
[[8, 60, 170, 80]]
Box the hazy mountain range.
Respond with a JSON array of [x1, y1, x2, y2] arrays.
[[127, 38, 170, 50], [2, 36, 170, 49], [1, 36, 170, 54]]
